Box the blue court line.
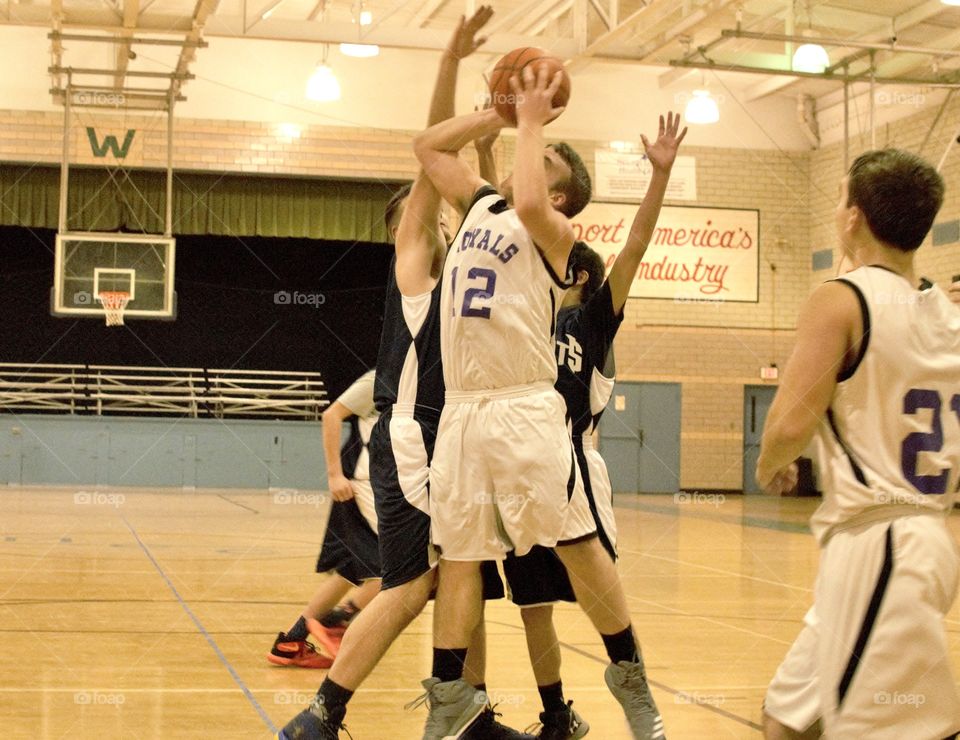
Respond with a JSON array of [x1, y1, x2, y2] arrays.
[[122, 516, 278, 735], [615, 498, 812, 534]]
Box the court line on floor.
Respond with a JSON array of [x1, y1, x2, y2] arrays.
[[121, 516, 278, 735], [615, 498, 812, 534], [618, 549, 815, 593], [487, 619, 763, 733]]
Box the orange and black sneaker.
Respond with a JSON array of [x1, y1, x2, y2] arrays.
[[268, 632, 333, 669], [306, 617, 343, 659]]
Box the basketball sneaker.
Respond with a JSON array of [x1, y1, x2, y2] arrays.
[[463, 705, 536, 739], [278, 696, 348, 740], [526, 701, 589, 740], [408, 677, 485, 740], [306, 617, 343, 659], [267, 633, 333, 669], [604, 657, 665, 740]]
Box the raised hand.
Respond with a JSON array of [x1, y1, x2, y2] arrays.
[[446, 5, 494, 59], [641, 111, 687, 173], [510, 65, 565, 128]]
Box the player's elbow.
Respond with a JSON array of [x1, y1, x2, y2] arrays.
[[764, 414, 816, 452]]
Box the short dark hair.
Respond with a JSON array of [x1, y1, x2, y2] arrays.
[[569, 240, 605, 304], [384, 183, 412, 235], [549, 142, 592, 218], [846, 149, 944, 252]]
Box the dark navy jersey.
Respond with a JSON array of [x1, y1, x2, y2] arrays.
[[374, 256, 445, 422], [554, 281, 624, 437]]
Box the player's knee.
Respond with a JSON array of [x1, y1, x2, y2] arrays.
[[520, 604, 554, 628]]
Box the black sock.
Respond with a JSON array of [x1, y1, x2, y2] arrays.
[[538, 681, 566, 713], [286, 615, 310, 642], [319, 600, 361, 628], [601, 627, 639, 665], [432, 648, 468, 683], [317, 677, 354, 711]]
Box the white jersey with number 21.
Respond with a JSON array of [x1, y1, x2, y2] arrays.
[[808, 266, 960, 543]]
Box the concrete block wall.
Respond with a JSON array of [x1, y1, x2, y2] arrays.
[[0, 108, 817, 490]]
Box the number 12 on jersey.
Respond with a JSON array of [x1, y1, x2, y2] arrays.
[[450, 267, 497, 319]]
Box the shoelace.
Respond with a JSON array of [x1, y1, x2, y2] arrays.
[[523, 700, 576, 735], [403, 690, 432, 712], [307, 697, 355, 740]]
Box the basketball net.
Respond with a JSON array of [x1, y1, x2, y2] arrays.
[[97, 291, 131, 327]]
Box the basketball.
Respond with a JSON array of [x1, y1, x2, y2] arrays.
[[488, 47, 571, 125]]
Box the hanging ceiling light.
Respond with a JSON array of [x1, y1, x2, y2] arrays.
[[340, 43, 379, 57], [791, 1, 829, 73], [306, 47, 341, 102], [685, 90, 719, 125], [792, 42, 830, 73]]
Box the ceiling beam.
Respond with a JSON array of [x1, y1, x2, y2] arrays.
[[170, 0, 221, 100], [634, 0, 737, 63], [113, 0, 140, 90], [408, 0, 449, 28], [527, 0, 574, 37], [741, 0, 950, 101], [566, 0, 686, 73]]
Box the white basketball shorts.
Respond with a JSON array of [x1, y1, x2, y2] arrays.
[[765, 515, 960, 738], [429, 383, 596, 561]]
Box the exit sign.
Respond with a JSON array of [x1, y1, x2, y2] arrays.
[[760, 366, 779, 380]]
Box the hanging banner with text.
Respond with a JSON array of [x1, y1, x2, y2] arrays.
[[571, 202, 760, 302], [595, 151, 698, 201]]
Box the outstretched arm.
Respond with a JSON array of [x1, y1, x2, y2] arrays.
[[606, 112, 687, 314], [510, 65, 574, 279], [398, 7, 493, 296], [756, 281, 861, 493], [414, 108, 503, 215]]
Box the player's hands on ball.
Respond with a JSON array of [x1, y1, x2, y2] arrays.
[[642, 111, 688, 173], [446, 5, 494, 60], [758, 462, 798, 496], [328, 473, 355, 502], [510, 65, 566, 127]]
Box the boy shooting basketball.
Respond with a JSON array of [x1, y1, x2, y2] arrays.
[[414, 65, 665, 739], [279, 9, 530, 739], [758, 149, 960, 739]]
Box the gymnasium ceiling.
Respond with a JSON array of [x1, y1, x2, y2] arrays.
[[0, 0, 959, 148]]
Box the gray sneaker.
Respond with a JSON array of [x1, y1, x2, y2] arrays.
[[408, 678, 485, 740], [604, 657, 665, 739]]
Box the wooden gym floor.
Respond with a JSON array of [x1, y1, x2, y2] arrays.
[[3, 487, 960, 739]]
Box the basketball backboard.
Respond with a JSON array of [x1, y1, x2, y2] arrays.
[[52, 232, 176, 319]]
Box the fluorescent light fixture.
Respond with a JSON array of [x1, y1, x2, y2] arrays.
[[684, 89, 719, 125], [359, 9, 372, 24], [941, 0, 960, 6], [340, 43, 380, 57], [260, 0, 285, 19], [792, 43, 830, 73], [306, 64, 341, 102]]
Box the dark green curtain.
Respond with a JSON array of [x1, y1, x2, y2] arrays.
[[0, 164, 403, 242]]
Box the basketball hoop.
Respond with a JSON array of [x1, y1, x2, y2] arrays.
[[97, 290, 131, 327]]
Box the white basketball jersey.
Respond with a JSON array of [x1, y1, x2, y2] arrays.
[[441, 187, 570, 392], [808, 266, 960, 543]]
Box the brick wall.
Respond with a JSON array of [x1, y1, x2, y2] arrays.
[[0, 108, 815, 490]]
